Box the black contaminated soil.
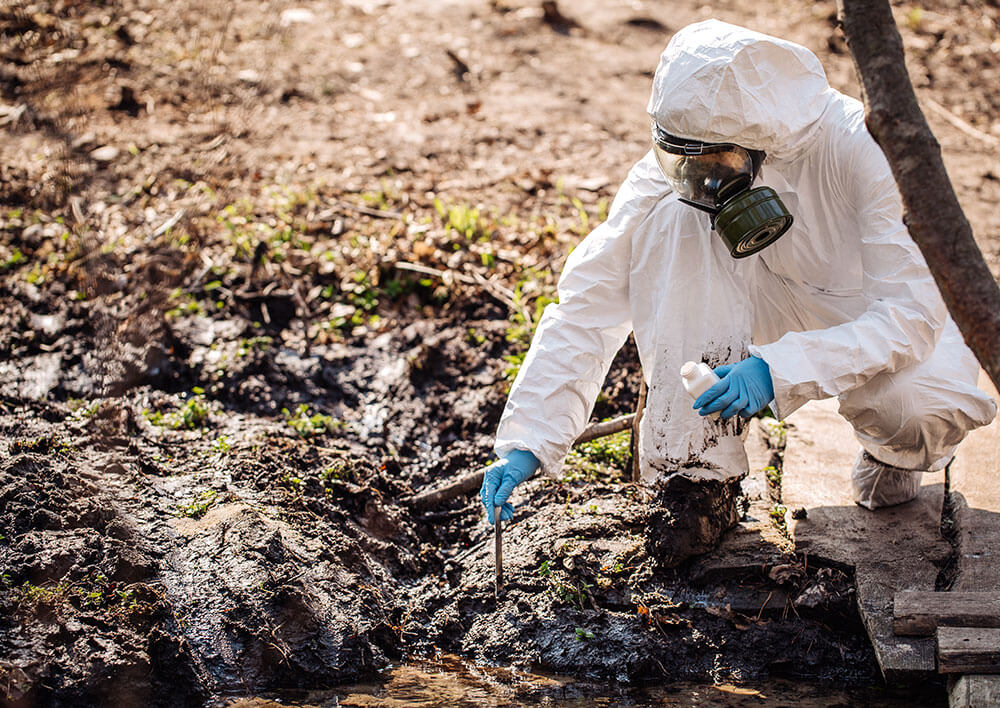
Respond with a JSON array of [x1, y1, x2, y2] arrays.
[[1, 300, 889, 707]]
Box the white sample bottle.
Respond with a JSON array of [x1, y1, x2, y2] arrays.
[[680, 361, 721, 420]]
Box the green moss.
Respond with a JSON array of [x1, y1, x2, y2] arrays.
[[176, 490, 218, 519]]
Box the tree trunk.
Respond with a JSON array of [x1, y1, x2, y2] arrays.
[[838, 0, 1000, 393]]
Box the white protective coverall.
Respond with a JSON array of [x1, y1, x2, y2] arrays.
[[494, 20, 997, 487]]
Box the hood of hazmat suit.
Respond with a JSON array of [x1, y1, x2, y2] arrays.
[[494, 20, 996, 486], [647, 20, 833, 161]]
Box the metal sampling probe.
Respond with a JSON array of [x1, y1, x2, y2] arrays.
[[494, 506, 503, 597]]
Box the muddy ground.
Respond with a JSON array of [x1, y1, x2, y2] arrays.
[[1, 0, 999, 706]]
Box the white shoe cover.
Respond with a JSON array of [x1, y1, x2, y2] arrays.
[[851, 450, 923, 510]]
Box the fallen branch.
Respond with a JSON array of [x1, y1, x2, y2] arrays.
[[329, 199, 403, 220], [149, 209, 185, 240], [923, 97, 1000, 148], [839, 0, 1000, 392], [406, 413, 636, 510], [573, 413, 634, 444], [407, 468, 482, 510]]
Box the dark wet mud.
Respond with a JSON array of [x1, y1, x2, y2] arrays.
[[0, 112, 936, 708], [1, 307, 900, 706], [0, 186, 927, 704]]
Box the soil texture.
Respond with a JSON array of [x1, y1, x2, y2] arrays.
[[2, 0, 999, 705]]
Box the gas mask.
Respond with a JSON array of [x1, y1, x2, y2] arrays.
[[652, 123, 793, 258]]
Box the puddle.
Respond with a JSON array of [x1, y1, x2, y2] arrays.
[[218, 656, 945, 708]]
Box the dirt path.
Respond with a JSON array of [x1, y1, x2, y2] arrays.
[[1, 0, 999, 705]]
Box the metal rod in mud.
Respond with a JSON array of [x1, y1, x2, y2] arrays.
[[494, 506, 503, 597]]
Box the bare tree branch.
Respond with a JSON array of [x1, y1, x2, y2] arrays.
[[406, 413, 635, 510], [838, 0, 1000, 392], [573, 413, 634, 444]]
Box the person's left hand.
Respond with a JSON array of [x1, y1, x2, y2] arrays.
[[693, 356, 774, 419]]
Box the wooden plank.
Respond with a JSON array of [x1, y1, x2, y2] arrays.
[[948, 371, 1000, 594], [862, 577, 936, 678], [949, 675, 1000, 708], [938, 627, 1000, 674], [783, 399, 947, 679], [894, 591, 1000, 636], [935, 373, 1000, 708]]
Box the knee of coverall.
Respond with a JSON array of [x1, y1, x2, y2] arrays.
[[837, 358, 996, 472]]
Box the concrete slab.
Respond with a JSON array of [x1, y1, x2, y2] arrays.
[[947, 371, 1000, 593], [782, 397, 949, 680], [782, 397, 860, 512]]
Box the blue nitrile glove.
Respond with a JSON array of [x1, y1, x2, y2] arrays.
[[480, 449, 540, 525], [693, 356, 774, 420]]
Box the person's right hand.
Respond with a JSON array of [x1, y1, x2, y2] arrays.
[[694, 356, 774, 420], [479, 449, 540, 525]]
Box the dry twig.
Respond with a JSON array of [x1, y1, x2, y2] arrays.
[[330, 199, 402, 220], [407, 413, 636, 509], [923, 97, 1000, 148]]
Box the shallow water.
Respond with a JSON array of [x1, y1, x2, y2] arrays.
[[220, 655, 945, 708]]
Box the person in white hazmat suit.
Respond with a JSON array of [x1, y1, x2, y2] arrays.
[[479, 20, 997, 533]]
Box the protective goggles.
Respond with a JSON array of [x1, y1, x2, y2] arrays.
[[651, 123, 792, 258], [651, 123, 763, 212]]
